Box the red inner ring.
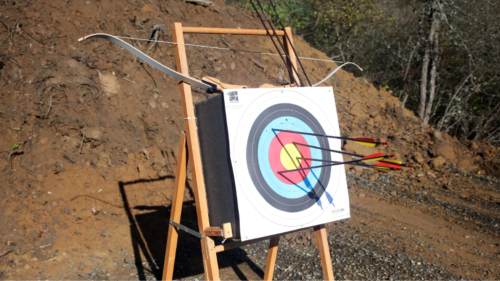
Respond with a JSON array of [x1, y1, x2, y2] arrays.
[[269, 131, 312, 184]]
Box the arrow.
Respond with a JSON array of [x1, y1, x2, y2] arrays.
[[371, 162, 402, 171], [293, 143, 360, 158], [78, 33, 218, 93], [292, 143, 414, 170], [378, 158, 413, 168], [296, 157, 403, 172], [293, 142, 394, 159], [279, 153, 384, 174], [296, 143, 412, 168], [296, 153, 385, 166], [273, 129, 388, 147], [348, 161, 403, 171], [343, 162, 401, 172]]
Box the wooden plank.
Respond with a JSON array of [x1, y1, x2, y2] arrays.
[[222, 223, 233, 239], [215, 237, 268, 253], [204, 227, 223, 237], [201, 76, 298, 90], [313, 224, 334, 280], [283, 27, 300, 86], [201, 76, 249, 90], [263, 236, 280, 280], [172, 22, 220, 281], [162, 132, 187, 281], [183, 26, 285, 36], [214, 228, 302, 253]]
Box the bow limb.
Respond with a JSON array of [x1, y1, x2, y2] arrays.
[[78, 33, 217, 93], [312, 62, 363, 87]]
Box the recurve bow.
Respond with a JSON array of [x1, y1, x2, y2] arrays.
[[79, 33, 296, 92]]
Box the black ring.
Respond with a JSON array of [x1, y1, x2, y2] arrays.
[[246, 103, 331, 212]]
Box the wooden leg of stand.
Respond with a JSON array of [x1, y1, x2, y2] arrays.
[[313, 224, 334, 280], [162, 132, 187, 281], [263, 236, 280, 281], [172, 22, 220, 281], [202, 236, 219, 280]]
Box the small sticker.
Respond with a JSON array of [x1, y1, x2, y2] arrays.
[[228, 91, 239, 103]]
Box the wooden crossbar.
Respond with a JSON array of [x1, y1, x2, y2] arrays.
[[182, 26, 285, 36]]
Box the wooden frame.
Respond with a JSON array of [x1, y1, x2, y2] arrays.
[[162, 23, 334, 281]]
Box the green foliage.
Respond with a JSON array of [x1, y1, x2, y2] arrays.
[[12, 144, 19, 151], [224, 0, 500, 143]]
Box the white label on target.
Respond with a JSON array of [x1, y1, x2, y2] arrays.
[[223, 87, 350, 241]]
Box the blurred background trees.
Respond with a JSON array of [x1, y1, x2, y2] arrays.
[[225, 0, 500, 144]]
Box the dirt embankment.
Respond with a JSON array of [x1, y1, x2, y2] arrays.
[[0, 0, 499, 280]]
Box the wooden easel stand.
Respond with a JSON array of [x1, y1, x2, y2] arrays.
[[161, 23, 334, 281]]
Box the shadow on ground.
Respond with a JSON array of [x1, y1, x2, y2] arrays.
[[118, 178, 264, 280]]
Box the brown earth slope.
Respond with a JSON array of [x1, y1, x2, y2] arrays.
[[0, 0, 499, 280]]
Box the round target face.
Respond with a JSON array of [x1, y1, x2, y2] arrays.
[[246, 103, 331, 212], [231, 90, 343, 227]]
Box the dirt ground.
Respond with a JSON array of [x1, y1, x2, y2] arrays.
[[0, 0, 499, 280]]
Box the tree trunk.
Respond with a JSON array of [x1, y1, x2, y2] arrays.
[[418, 5, 433, 120], [423, 0, 441, 126], [419, 56, 430, 119]]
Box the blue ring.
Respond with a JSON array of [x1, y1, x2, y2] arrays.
[[257, 116, 322, 199], [246, 103, 332, 212]]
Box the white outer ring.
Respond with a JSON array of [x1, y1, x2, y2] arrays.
[[231, 89, 344, 226]]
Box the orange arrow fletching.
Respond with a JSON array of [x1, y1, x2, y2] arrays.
[[355, 137, 377, 143], [361, 153, 385, 162], [373, 162, 402, 170]]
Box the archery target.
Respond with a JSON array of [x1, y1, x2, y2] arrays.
[[247, 103, 331, 212], [223, 87, 350, 240]]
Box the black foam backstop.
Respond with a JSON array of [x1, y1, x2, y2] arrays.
[[195, 94, 241, 239]]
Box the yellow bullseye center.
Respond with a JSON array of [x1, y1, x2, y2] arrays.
[[280, 144, 302, 170]]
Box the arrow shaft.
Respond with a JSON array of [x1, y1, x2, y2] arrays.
[[298, 157, 399, 171], [297, 157, 370, 166], [278, 162, 342, 173], [274, 129, 349, 141], [293, 142, 361, 158], [279, 158, 366, 174], [299, 158, 395, 170], [274, 129, 387, 146], [280, 152, 385, 174], [295, 142, 393, 159], [298, 157, 338, 163]]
